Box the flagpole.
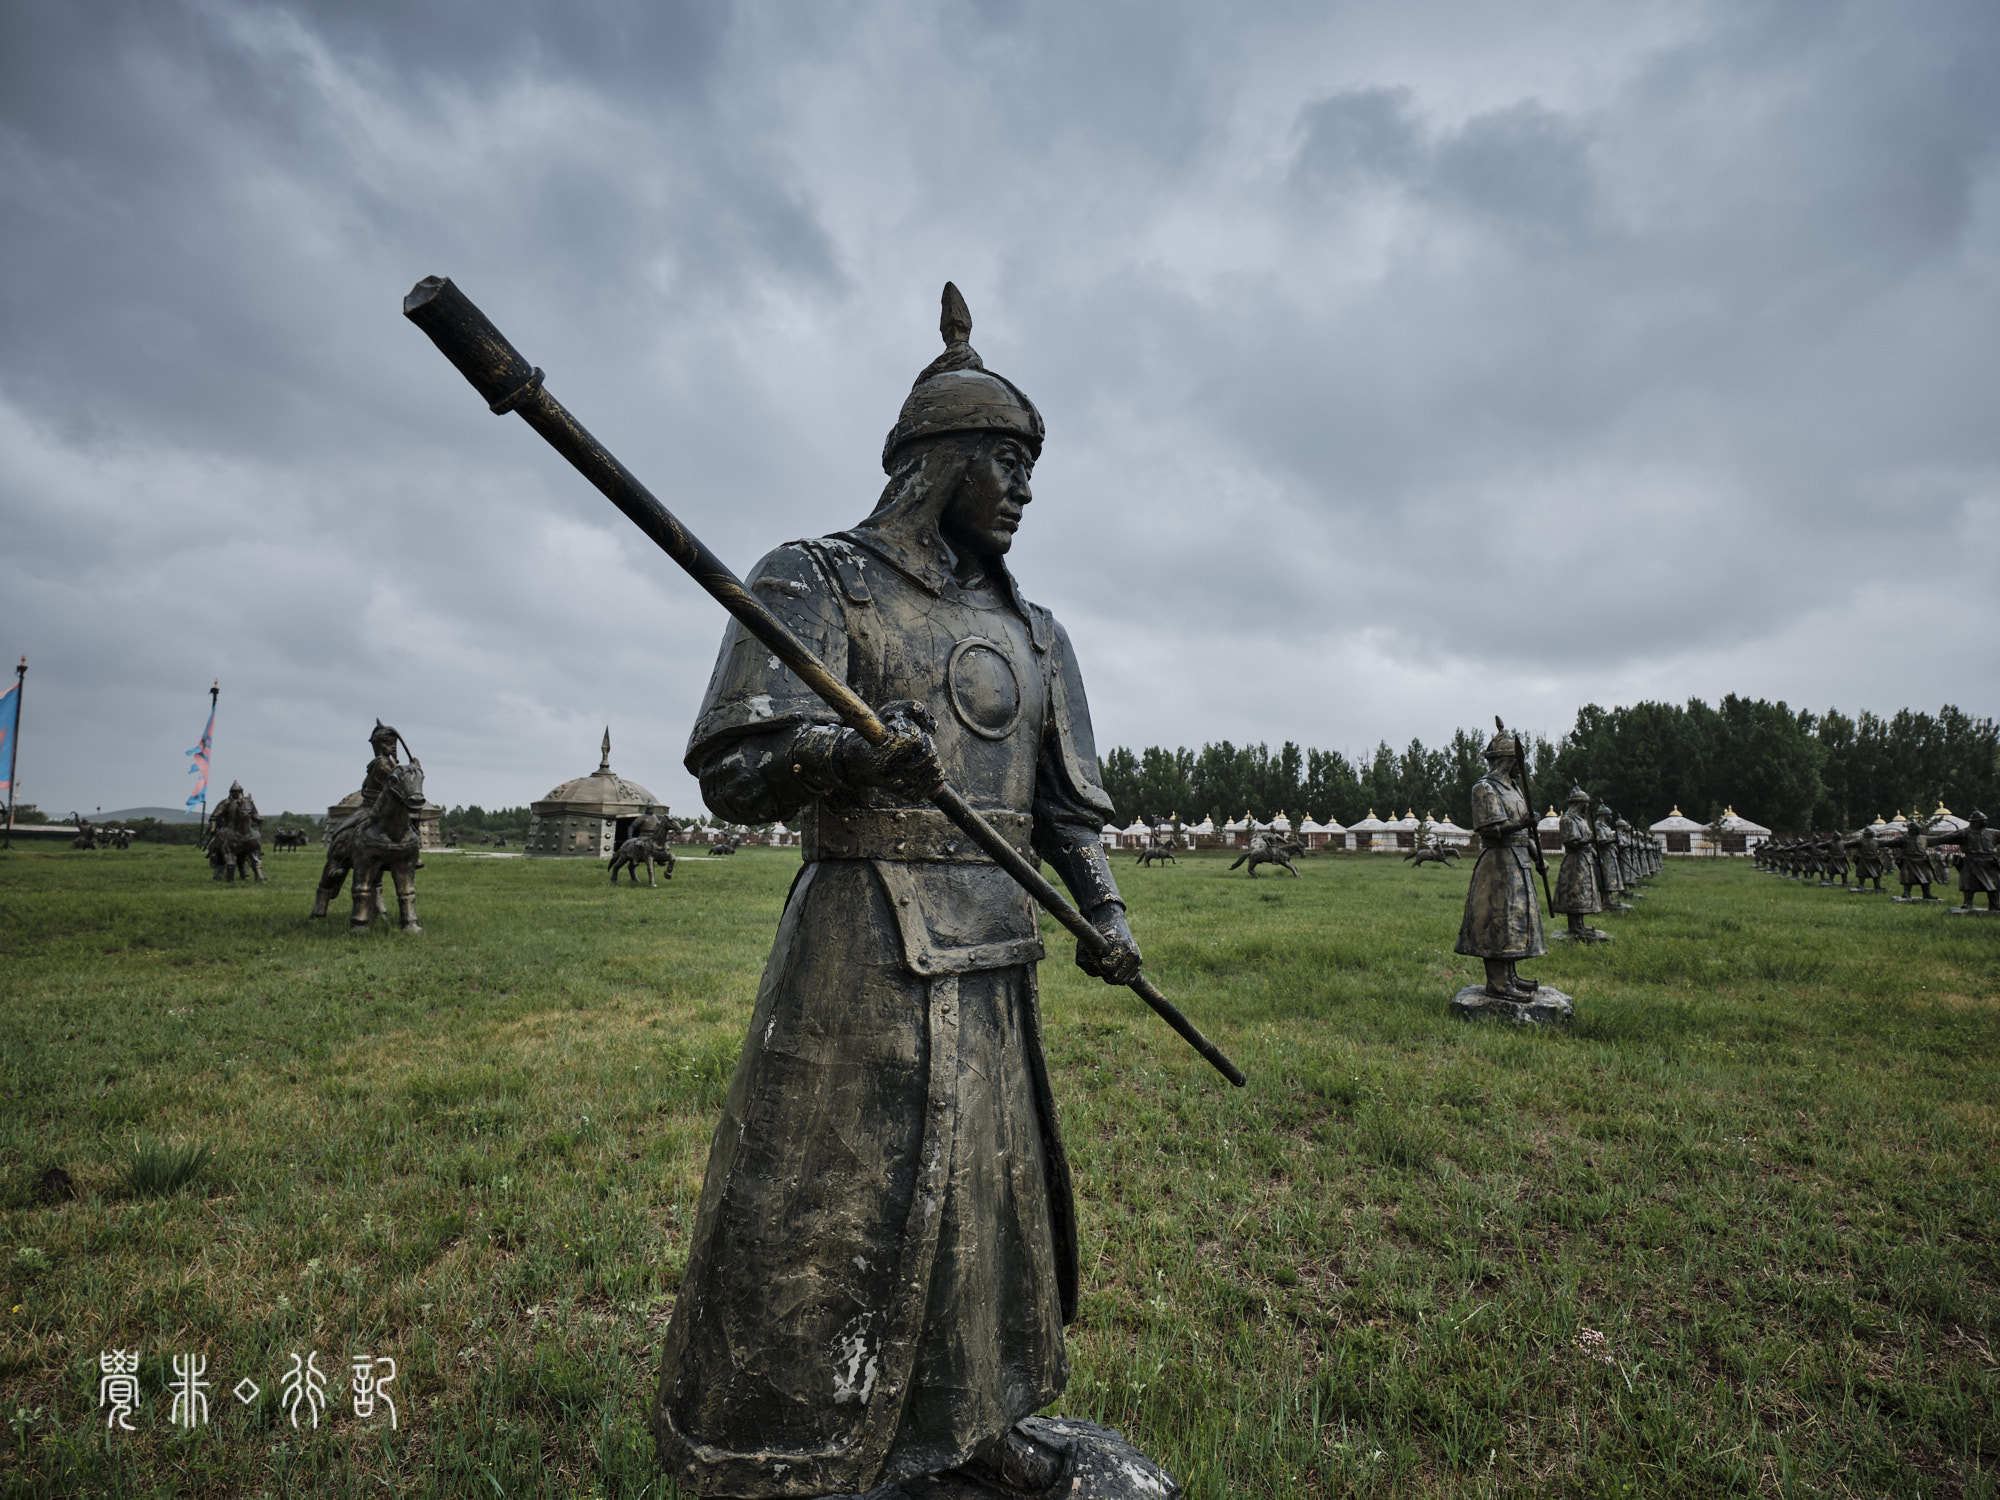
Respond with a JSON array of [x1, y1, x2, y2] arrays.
[[200, 680, 218, 836], [3, 656, 23, 852]]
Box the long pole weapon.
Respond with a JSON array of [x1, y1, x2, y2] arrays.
[[4, 656, 23, 851], [403, 276, 1245, 1088], [1500, 716, 1554, 916]]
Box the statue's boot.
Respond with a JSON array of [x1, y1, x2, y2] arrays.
[[398, 892, 422, 934], [953, 1423, 1073, 1495]]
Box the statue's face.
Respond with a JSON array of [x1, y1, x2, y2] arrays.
[[943, 437, 1034, 560]]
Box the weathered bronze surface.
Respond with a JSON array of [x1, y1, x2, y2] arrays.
[[205, 782, 265, 883], [1229, 830, 1302, 877], [311, 723, 425, 932], [1930, 811, 1998, 913], [609, 820, 675, 886], [1593, 805, 1633, 910], [649, 286, 1180, 1498], [1880, 816, 1942, 902], [404, 275, 1239, 1091], [1551, 785, 1608, 943], [1454, 722, 1549, 999]]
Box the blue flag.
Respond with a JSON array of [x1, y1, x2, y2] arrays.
[[0, 679, 17, 795], [186, 701, 216, 810]]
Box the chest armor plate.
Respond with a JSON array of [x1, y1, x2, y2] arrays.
[[849, 572, 1046, 812]]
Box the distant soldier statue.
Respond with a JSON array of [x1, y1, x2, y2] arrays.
[[1845, 825, 1886, 892], [654, 283, 1169, 1497], [1882, 813, 1942, 902], [209, 780, 265, 883], [1928, 810, 1998, 914], [1454, 722, 1549, 998], [312, 722, 426, 932], [1594, 804, 1632, 911], [1552, 785, 1609, 943]]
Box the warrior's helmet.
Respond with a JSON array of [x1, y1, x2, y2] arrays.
[[1972, 810, 1989, 829], [1566, 784, 1590, 807], [1483, 717, 1522, 762], [371, 720, 399, 756], [881, 283, 1044, 471], [228, 780, 243, 795]]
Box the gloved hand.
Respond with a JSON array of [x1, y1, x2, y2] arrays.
[[1075, 903, 1141, 985], [790, 701, 943, 801]]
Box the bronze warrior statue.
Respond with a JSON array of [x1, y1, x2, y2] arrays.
[[654, 285, 1159, 1498], [609, 814, 675, 887], [311, 722, 426, 932], [1882, 814, 1942, 902], [208, 781, 265, 883], [1552, 784, 1609, 942], [1593, 804, 1632, 910], [1929, 810, 1999, 914], [1454, 722, 1548, 998]]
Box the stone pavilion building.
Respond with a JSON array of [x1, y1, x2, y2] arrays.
[[526, 729, 669, 858]]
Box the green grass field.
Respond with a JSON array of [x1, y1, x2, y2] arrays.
[[2, 843, 1996, 1498]]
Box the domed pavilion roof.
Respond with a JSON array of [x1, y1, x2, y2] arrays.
[[534, 728, 665, 813]]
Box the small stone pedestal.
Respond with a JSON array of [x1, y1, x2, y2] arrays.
[[1450, 984, 1573, 1026], [1551, 927, 1611, 944], [831, 1418, 1180, 1499], [1894, 896, 1944, 904], [1947, 906, 1994, 917]]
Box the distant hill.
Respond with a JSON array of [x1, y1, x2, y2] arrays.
[[96, 806, 202, 824]]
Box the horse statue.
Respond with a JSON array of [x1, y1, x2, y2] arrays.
[[711, 837, 739, 856], [272, 826, 309, 852], [609, 831, 676, 887], [1229, 831, 1302, 878], [206, 797, 265, 883], [1135, 843, 1178, 867], [69, 813, 97, 850], [1403, 841, 1461, 869], [311, 759, 427, 933]]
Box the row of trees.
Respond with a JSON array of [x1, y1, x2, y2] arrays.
[[1099, 699, 1999, 834]]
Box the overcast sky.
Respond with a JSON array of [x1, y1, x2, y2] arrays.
[[4, 0, 1995, 820]]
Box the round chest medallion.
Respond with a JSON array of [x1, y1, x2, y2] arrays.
[[946, 637, 1024, 741]]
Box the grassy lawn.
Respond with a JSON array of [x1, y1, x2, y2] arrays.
[[1, 843, 1996, 1497]]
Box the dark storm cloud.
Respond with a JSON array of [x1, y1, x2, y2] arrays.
[[2, 0, 1995, 820]]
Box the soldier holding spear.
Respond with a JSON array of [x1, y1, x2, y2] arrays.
[[406, 278, 1220, 1496]]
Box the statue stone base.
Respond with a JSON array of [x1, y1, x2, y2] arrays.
[[1552, 927, 1611, 944], [1450, 983, 1574, 1026], [825, 1418, 1180, 1499], [1947, 906, 1994, 916], [1895, 896, 1944, 904]]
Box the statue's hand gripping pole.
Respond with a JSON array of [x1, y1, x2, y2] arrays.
[[403, 276, 1245, 1088]]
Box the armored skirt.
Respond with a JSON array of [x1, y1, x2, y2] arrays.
[[655, 858, 1072, 1498], [1552, 812, 1601, 915], [1553, 847, 1602, 915]]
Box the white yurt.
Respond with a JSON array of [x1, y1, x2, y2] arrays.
[[1928, 803, 1969, 835], [1269, 810, 1292, 836], [1429, 812, 1473, 850], [1187, 813, 1218, 849], [768, 820, 796, 848], [1384, 809, 1419, 851], [1122, 815, 1151, 848], [1223, 811, 1250, 846], [1349, 808, 1388, 852], [1100, 821, 1123, 850], [1650, 805, 1703, 855], [1535, 805, 1562, 852], [1716, 806, 1772, 854]]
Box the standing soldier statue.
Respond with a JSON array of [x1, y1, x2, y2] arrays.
[[653, 285, 1178, 1497], [1929, 810, 1998, 914], [1593, 803, 1633, 911], [1884, 812, 1942, 902], [1452, 721, 1569, 1021], [1846, 824, 1888, 893], [1551, 784, 1609, 943]]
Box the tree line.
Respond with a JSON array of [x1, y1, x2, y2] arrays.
[[1099, 698, 1999, 834]]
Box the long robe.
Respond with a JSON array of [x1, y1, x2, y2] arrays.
[[655, 526, 1116, 1498], [1929, 824, 1999, 894], [1552, 809, 1602, 915], [1455, 773, 1547, 961]]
